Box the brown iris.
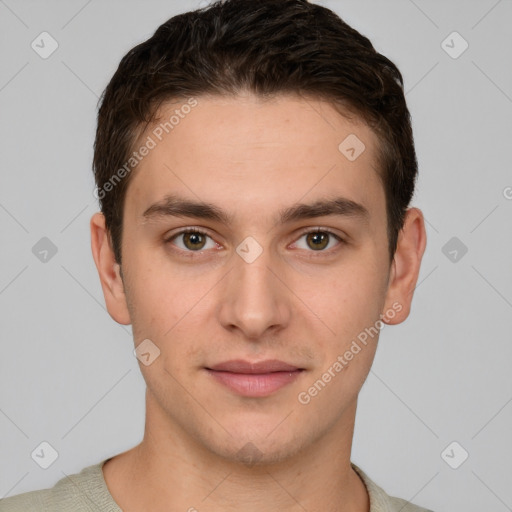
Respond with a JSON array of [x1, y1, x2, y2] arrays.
[[183, 232, 207, 250], [306, 232, 329, 250]]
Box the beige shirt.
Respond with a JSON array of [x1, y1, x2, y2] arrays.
[[0, 459, 433, 511]]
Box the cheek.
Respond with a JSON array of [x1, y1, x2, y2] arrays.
[[123, 258, 211, 367], [122, 255, 176, 340], [302, 260, 385, 347], [301, 269, 384, 401]]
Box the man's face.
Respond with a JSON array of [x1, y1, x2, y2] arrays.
[[114, 93, 399, 463]]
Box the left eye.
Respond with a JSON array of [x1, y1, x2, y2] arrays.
[[170, 230, 218, 251], [293, 230, 342, 251]]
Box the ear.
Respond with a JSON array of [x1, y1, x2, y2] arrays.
[[381, 207, 427, 325], [90, 212, 131, 325]]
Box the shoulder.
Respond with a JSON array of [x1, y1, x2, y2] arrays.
[[351, 463, 435, 512], [386, 495, 435, 512], [0, 487, 49, 511], [0, 460, 120, 512]]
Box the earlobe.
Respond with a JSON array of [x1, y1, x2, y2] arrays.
[[381, 207, 427, 325], [90, 212, 131, 325]]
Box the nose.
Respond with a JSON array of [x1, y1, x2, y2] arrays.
[[217, 249, 292, 340]]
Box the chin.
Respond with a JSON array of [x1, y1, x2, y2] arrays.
[[201, 426, 310, 468]]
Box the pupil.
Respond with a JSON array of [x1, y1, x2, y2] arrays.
[[185, 232, 205, 250], [308, 232, 328, 250]]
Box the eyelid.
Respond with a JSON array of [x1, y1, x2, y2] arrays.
[[165, 226, 217, 244], [293, 226, 344, 240]]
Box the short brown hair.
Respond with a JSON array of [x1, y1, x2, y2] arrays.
[[93, 0, 417, 265]]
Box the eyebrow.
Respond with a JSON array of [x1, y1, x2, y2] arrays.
[[142, 194, 370, 226]]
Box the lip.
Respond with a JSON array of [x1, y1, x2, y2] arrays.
[[205, 359, 305, 397], [208, 359, 301, 373]]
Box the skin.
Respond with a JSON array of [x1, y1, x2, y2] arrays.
[[91, 92, 426, 512]]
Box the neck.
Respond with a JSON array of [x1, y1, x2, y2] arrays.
[[103, 391, 369, 512]]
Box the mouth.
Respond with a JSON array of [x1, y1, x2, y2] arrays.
[[204, 359, 305, 397]]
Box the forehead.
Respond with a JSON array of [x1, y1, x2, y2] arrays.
[[125, 93, 385, 223]]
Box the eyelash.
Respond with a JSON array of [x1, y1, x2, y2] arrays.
[[164, 227, 345, 257]]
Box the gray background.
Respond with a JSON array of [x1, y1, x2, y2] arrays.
[[1, 1, 511, 510]]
